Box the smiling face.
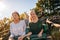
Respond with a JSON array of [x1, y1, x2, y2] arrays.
[[30, 10, 37, 20], [29, 10, 38, 22]]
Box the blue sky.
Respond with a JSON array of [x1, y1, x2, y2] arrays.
[[0, 0, 37, 19]]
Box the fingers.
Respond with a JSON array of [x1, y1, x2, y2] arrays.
[[37, 34, 42, 37], [8, 37, 14, 40], [18, 37, 23, 40]]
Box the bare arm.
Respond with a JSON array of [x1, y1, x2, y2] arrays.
[[39, 29, 43, 34], [38, 29, 43, 37], [46, 19, 60, 27], [46, 19, 52, 23], [25, 32, 32, 37], [53, 23, 60, 27]]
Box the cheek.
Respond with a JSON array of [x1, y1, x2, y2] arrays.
[[12, 16, 15, 19], [13, 15, 16, 18], [32, 15, 35, 17], [15, 16, 20, 19], [13, 16, 18, 20], [16, 17, 19, 19]]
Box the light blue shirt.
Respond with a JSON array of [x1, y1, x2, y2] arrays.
[[10, 20, 26, 37]]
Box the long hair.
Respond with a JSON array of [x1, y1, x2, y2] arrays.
[[29, 10, 38, 22]]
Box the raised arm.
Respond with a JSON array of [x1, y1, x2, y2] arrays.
[[46, 19, 60, 27]]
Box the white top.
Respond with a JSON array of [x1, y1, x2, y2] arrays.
[[10, 20, 26, 37]]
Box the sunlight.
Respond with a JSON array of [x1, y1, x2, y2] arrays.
[[0, 1, 6, 19], [0, 1, 6, 11]]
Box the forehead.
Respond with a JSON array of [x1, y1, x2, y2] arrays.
[[30, 11, 35, 14], [12, 11, 19, 15], [12, 13, 17, 15], [12, 13, 18, 16]]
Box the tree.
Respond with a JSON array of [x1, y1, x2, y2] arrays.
[[34, 0, 60, 17], [20, 12, 28, 20]]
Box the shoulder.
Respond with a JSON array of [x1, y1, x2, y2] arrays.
[[38, 19, 42, 23], [10, 22, 14, 26], [19, 20, 26, 24], [20, 20, 25, 23], [29, 22, 33, 27], [10, 22, 14, 28]]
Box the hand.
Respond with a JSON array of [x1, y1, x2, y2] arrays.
[[46, 19, 52, 23], [18, 36, 24, 40], [38, 33, 42, 37], [8, 37, 14, 40], [26, 32, 32, 37]]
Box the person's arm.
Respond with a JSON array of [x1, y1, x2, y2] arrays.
[[22, 20, 26, 36], [25, 32, 32, 37], [9, 24, 14, 38], [18, 20, 27, 40], [18, 32, 32, 40], [46, 19, 60, 27], [38, 29, 43, 37], [46, 19, 52, 24], [53, 23, 60, 27], [9, 24, 14, 40]]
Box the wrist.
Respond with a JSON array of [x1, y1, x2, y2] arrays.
[[50, 23, 54, 26]]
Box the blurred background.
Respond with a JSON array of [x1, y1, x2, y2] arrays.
[[0, 0, 60, 40]]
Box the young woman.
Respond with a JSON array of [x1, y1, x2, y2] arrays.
[[26, 10, 46, 40], [9, 11, 26, 40]]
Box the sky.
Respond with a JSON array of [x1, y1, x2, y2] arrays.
[[0, 0, 37, 19]]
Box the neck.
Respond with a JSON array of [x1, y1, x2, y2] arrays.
[[14, 19, 20, 24], [32, 17, 38, 23], [33, 19, 38, 23]]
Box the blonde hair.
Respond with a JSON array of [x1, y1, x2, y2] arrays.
[[29, 10, 38, 22]]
